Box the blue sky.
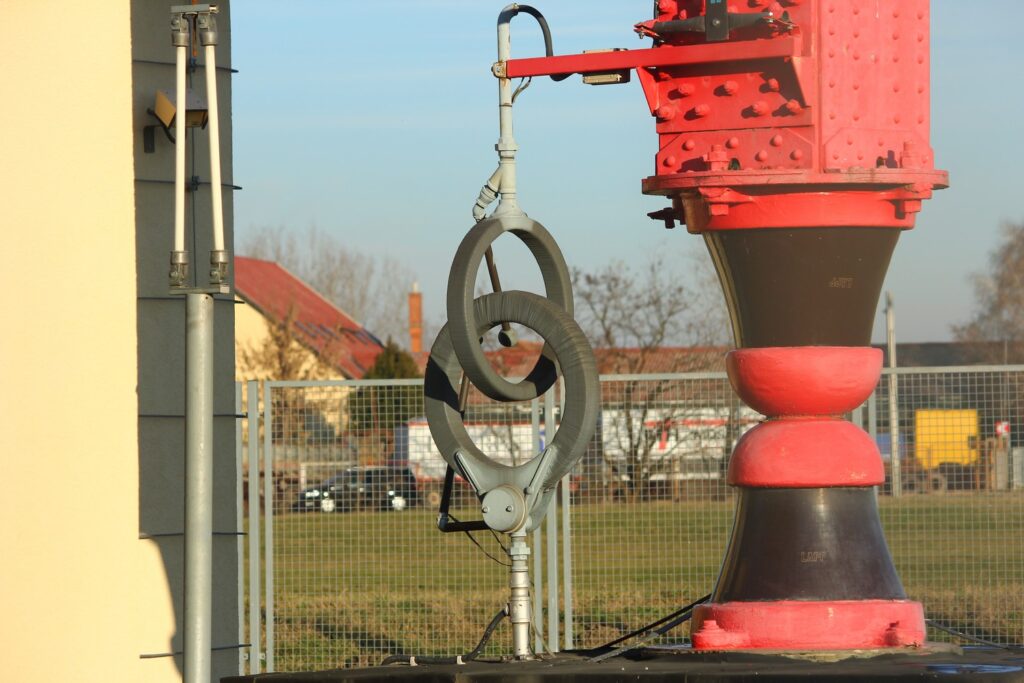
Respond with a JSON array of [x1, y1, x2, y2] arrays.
[[232, 1, 1024, 343]]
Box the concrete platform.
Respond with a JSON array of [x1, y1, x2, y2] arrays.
[[225, 645, 1024, 682]]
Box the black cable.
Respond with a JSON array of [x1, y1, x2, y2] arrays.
[[448, 513, 511, 567], [381, 607, 508, 665], [497, 4, 571, 82], [926, 619, 1024, 650], [585, 593, 711, 662], [487, 526, 511, 555]]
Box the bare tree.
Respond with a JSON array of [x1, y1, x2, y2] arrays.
[[573, 249, 729, 371], [953, 220, 1024, 363], [571, 247, 734, 501], [241, 226, 416, 346]]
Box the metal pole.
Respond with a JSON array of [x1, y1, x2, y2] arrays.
[[530, 397, 543, 652], [263, 386, 276, 671], [885, 292, 902, 497], [247, 381, 262, 674], [560, 474, 574, 650], [544, 390, 559, 653], [184, 292, 214, 683], [494, 5, 523, 217]]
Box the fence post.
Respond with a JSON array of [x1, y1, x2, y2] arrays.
[[867, 389, 878, 445], [885, 296, 902, 497], [247, 381, 262, 673], [561, 473, 574, 650], [887, 371, 902, 498], [531, 397, 543, 652], [235, 384, 245, 675], [544, 389, 560, 653], [263, 384, 275, 671]]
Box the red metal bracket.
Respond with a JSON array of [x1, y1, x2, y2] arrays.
[[503, 36, 797, 79]]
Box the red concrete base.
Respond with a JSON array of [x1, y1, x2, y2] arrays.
[[691, 600, 926, 651]]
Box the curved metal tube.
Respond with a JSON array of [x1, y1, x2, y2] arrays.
[[446, 215, 573, 402], [424, 290, 599, 532]]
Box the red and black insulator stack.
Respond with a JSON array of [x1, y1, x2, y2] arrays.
[[638, 0, 948, 650], [505, 0, 947, 650]]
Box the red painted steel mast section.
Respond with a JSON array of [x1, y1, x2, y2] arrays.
[[502, 0, 947, 651]]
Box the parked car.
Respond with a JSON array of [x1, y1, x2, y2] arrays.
[[293, 466, 418, 513]]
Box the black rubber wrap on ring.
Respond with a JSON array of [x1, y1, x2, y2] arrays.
[[425, 291, 598, 496], [446, 215, 573, 402]]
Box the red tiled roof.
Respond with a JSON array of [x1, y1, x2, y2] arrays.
[[413, 337, 726, 382], [235, 256, 383, 378], [478, 341, 726, 376]]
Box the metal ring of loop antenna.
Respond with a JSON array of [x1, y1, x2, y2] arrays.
[[424, 291, 598, 530], [446, 215, 574, 402]]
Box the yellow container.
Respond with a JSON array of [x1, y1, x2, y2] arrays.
[[914, 409, 979, 470]]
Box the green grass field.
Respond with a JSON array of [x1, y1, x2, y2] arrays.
[[259, 493, 1024, 671]]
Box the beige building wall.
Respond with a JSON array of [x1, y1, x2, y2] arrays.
[[1, 1, 238, 681], [236, 300, 333, 380]]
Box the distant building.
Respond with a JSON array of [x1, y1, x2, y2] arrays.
[[878, 341, 1024, 367], [235, 256, 384, 379]]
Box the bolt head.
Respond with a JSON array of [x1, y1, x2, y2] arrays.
[[675, 83, 695, 97], [655, 104, 677, 121]]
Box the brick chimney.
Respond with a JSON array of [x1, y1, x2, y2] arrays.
[[408, 282, 423, 354]]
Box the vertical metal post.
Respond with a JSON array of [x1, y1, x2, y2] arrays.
[[263, 386, 276, 671], [544, 390, 559, 653], [494, 6, 520, 215], [530, 397, 543, 652], [184, 292, 214, 683], [509, 530, 532, 659], [247, 381, 262, 674], [235, 384, 245, 675], [885, 293, 902, 497], [560, 474, 574, 650]]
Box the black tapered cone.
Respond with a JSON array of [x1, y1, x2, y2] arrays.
[[704, 227, 900, 348], [713, 488, 907, 602]]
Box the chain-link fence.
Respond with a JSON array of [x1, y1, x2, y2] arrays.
[[239, 366, 1024, 673]]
